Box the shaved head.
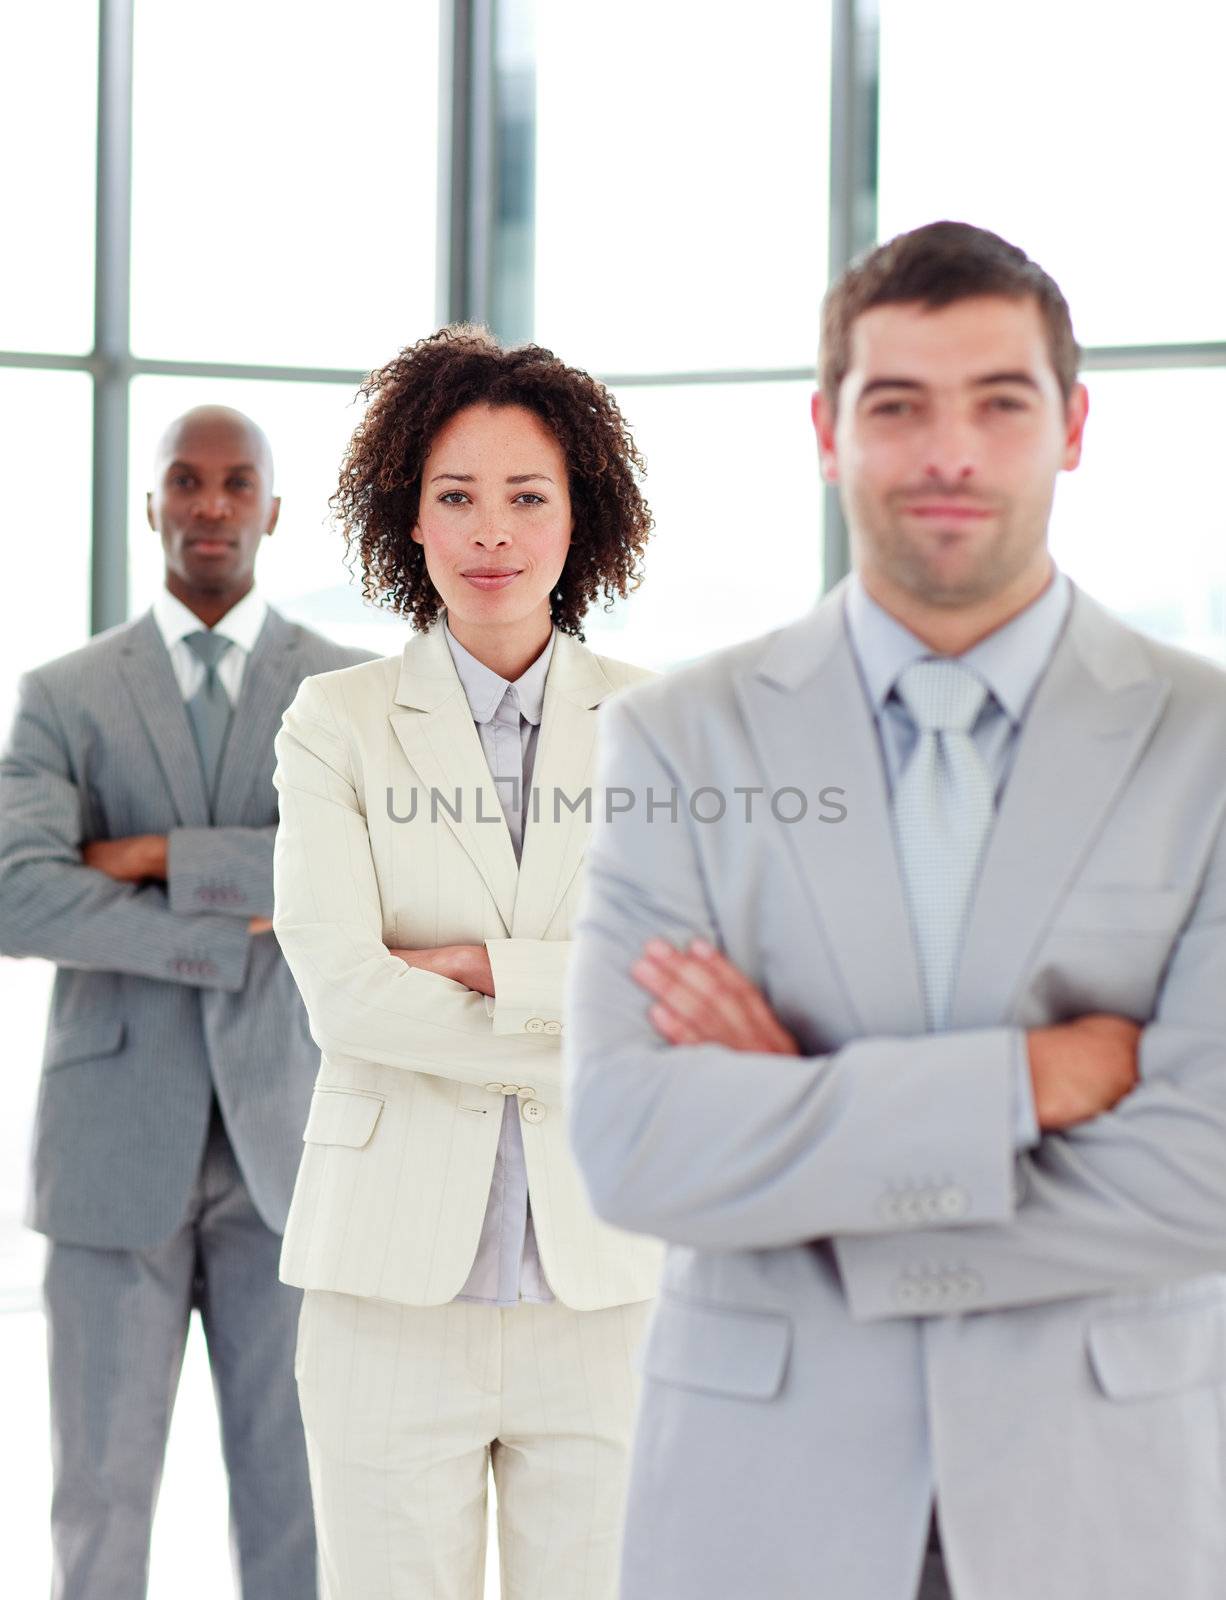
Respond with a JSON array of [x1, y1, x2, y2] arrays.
[[153, 404, 274, 485], [147, 404, 281, 624]]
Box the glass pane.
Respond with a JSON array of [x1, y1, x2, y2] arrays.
[[0, 370, 92, 1302], [582, 380, 823, 667], [130, 0, 440, 369], [0, 4, 97, 354], [534, 0, 832, 374], [877, 0, 1226, 348], [128, 375, 407, 657], [1050, 367, 1226, 662]]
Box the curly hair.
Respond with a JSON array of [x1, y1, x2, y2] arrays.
[[333, 325, 652, 639]]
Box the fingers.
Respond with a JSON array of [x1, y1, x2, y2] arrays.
[[631, 936, 797, 1054], [632, 940, 759, 1051]]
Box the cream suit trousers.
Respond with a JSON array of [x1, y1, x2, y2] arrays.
[[295, 1289, 651, 1599]]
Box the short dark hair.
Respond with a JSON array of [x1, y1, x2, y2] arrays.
[[819, 220, 1080, 409], [333, 324, 652, 638]]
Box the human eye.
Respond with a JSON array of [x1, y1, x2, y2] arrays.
[[438, 490, 470, 505], [985, 393, 1029, 413], [867, 398, 914, 418], [514, 492, 546, 505], [229, 475, 254, 491]]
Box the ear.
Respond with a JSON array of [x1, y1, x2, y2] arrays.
[[265, 495, 282, 536], [146, 491, 156, 532], [811, 390, 839, 482], [1061, 382, 1089, 472], [410, 522, 424, 545]]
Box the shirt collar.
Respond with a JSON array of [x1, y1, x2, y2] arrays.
[[442, 614, 556, 726], [844, 565, 1072, 725], [151, 583, 268, 656]]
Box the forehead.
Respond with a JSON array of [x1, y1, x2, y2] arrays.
[[158, 419, 268, 472], [426, 403, 564, 464], [846, 294, 1056, 389]]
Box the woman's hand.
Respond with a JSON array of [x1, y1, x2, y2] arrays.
[[388, 943, 495, 997]]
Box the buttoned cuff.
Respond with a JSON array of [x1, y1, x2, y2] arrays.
[[483, 938, 569, 1039]]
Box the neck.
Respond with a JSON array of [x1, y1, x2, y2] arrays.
[[445, 604, 554, 682], [166, 573, 252, 631], [858, 554, 1055, 655]]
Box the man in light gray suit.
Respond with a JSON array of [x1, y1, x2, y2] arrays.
[[566, 222, 1226, 1600], [0, 406, 374, 1599]]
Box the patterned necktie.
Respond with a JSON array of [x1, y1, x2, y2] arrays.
[[891, 657, 993, 1030], [183, 630, 234, 807]]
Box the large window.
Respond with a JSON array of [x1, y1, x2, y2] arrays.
[[0, 4, 98, 354], [129, 0, 440, 370], [877, 0, 1226, 654], [535, 0, 832, 662]]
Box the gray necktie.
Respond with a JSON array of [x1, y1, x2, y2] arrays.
[[183, 630, 234, 806], [491, 687, 526, 862], [891, 657, 993, 1031]]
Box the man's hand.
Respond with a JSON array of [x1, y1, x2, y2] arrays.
[[82, 834, 168, 882], [630, 936, 800, 1054], [1027, 1013, 1141, 1131], [248, 917, 274, 934], [388, 943, 495, 996]]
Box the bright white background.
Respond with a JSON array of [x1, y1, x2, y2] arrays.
[[2, 0, 1225, 1594]]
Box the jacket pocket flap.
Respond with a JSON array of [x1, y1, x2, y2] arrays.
[[1049, 887, 1188, 936], [639, 1293, 791, 1400], [1087, 1293, 1226, 1400], [44, 1019, 126, 1069], [302, 1088, 385, 1149]]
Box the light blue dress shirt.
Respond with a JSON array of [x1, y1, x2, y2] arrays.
[[444, 617, 558, 1306], [843, 566, 1074, 1150]]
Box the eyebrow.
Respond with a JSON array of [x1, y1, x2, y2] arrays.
[[859, 370, 1041, 400], [428, 472, 555, 484], [166, 459, 260, 474]]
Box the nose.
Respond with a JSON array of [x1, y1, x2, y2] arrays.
[[472, 519, 510, 548], [921, 413, 978, 486], [193, 492, 232, 522]]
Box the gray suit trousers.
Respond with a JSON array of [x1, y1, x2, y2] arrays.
[[44, 1101, 316, 1599]]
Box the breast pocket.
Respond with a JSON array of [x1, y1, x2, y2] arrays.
[[1046, 887, 1190, 938], [1027, 887, 1191, 1018]]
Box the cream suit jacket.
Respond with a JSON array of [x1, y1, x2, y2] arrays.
[[271, 619, 663, 1310]]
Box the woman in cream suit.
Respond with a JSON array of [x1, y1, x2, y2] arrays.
[[270, 326, 663, 1600]]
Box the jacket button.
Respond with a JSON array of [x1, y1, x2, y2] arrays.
[[525, 1018, 545, 1034], [484, 1082, 506, 1094], [543, 1020, 562, 1035], [521, 1100, 546, 1124], [938, 1186, 969, 1218]]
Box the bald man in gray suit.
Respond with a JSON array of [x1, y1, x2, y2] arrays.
[[0, 408, 375, 1600]]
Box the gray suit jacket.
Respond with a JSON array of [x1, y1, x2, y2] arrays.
[[567, 579, 1226, 1600], [0, 604, 374, 1250]]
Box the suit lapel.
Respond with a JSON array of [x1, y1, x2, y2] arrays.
[[212, 607, 303, 821], [389, 624, 520, 933], [118, 611, 211, 827], [735, 583, 928, 1036], [513, 631, 614, 939], [948, 587, 1170, 1027]]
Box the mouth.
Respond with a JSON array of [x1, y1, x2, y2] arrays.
[[460, 569, 523, 591], [187, 537, 237, 555], [901, 502, 993, 521]]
